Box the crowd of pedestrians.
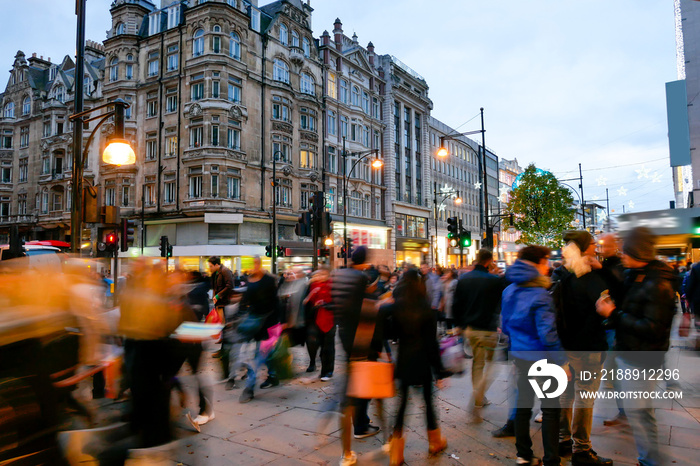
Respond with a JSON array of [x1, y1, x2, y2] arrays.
[[2, 225, 694, 466]]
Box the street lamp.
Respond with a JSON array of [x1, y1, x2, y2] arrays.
[[435, 108, 490, 247], [270, 150, 285, 274], [68, 98, 133, 254], [341, 136, 383, 267], [432, 182, 462, 267]]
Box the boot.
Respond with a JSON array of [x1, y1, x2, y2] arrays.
[[389, 434, 405, 466], [427, 428, 447, 456]]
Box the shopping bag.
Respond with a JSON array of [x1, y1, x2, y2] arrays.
[[266, 334, 294, 380], [346, 361, 395, 399], [439, 335, 466, 376]]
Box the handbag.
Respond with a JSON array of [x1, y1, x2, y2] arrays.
[[345, 298, 395, 399], [439, 335, 466, 376], [237, 311, 271, 340], [679, 312, 692, 337]]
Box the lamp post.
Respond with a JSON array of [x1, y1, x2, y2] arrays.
[[68, 98, 134, 254], [270, 150, 284, 275], [558, 181, 585, 229], [340, 136, 383, 267], [432, 181, 461, 267], [436, 108, 490, 247]]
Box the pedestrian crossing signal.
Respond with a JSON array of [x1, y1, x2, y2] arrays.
[[265, 245, 272, 257], [460, 231, 472, 248]]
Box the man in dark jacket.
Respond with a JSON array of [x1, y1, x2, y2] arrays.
[[208, 256, 235, 312], [452, 248, 505, 422], [555, 231, 612, 466], [330, 246, 380, 466], [597, 227, 677, 466]]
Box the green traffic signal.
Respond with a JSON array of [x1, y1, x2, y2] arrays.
[[462, 236, 472, 247]]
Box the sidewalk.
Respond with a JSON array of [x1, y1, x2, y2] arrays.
[[153, 335, 699, 466]]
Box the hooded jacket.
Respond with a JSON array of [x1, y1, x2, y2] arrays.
[[607, 260, 677, 366], [501, 260, 567, 365]]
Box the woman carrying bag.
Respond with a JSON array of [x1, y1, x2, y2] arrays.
[[380, 269, 450, 465]]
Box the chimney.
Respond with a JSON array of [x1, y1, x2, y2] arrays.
[[321, 31, 330, 65], [333, 18, 343, 51], [367, 41, 375, 67]]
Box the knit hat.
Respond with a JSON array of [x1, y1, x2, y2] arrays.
[[563, 230, 593, 253], [351, 245, 368, 265], [622, 227, 656, 262]]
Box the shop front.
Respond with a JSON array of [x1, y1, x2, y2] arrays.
[[395, 213, 430, 268], [331, 222, 392, 268]]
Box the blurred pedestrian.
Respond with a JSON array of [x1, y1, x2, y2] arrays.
[[554, 231, 612, 465], [187, 270, 210, 322], [237, 256, 281, 403], [502, 245, 571, 466], [453, 249, 506, 423], [304, 268, 335, 380], [330, 246, 382, 466], [438, 269, 458, 332], [596, 227, 677, 466], [420, 262, 442, 316], [222, 287, 246, 390], [380, 269, 450, 465], [208, 256, 235, 343]]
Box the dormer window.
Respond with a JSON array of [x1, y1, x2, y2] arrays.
[[149, 12, 161, 35]]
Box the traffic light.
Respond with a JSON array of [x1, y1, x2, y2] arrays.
[[276, 245, 285, 258], [319, 211, 333, 237], [166, 244, 173, 258], [338, 246, 347, 259], [449, 237, 458, 248], [106, 231, 119, 253], [460, 230, 472, 248], [120, 218, 136, 252], [692, 217, 700, 235], [319, 248, 330, 257], [159, 235, 169, 258], [265, 245, 272, 257], [311, 191, 325, 216], [295, 212, 311, 237], [447, 216, 458, 239]]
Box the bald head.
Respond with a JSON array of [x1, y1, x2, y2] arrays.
[[597, 233, 619, 259]]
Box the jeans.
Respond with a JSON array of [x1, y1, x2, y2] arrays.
[[617, 357, 662, 466], [241, 341, 277, 392], [464, 327, 498, 409], [559, 351, 604, 453], [306, 324, 336, 375], [514, 358, 561, 466]]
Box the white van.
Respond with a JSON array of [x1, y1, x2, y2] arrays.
[[0, 244, 63, 269]]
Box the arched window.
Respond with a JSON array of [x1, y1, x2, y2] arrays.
[[54, 86, 65, 103], [22, 96, 30, 115], [125, 54, 133, 79], [291, 30, 299, 48], [300, 72, 314, 95], [362, 91, 370, 114], [115, 22, 125, 35], [213, 25, 221, 32], [109, 57, 119, 82], [212, 25, 222, 53], [273, 59, 289, 83], [351, 85, 360, 107], [229, 32, 241, 59], [193, 29, 204, 57], [302, 37, 311, 58], [3, 101, 14, 118], [279, 23, 288, 46]]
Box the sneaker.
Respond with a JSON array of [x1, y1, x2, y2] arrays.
[[603, 413, 627, 427], [516, 457, 542, 466], [354, 425, 380, 439], [239, 387, 254, 403], [225, 379, 237, 391], [185, 412, 200, 433], [475, 397, 491, 408], [320, 373, 333, 381], [492, 421, 515, 438], [339, 451, 357, 466], [559, 439, 573, 457], [534, 411, 543, 423], [306, 364, 317, 373], [571, 450, 613, 466], [193, 412, 215, 426], [260, 377, 279, 389]]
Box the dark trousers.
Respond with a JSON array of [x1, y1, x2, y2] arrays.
[[394, 377, 438, 433], [170, 342, 211, 415], [514, 358, 561, 466], [306, 324, 336, 375]]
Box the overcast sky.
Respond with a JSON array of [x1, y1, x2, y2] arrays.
[[1, 0, 679, 216]]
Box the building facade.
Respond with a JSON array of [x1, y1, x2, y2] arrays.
[[498, 157, 522, 263]]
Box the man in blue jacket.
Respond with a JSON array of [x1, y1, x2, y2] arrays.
[[502, 245, 571, 466]]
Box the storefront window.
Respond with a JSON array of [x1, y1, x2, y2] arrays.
[[396, 214, 406, 237]]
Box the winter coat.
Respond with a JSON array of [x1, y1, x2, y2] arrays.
[[211, 265, 235, 308], [601, 256, 626, 306], [240, 273, 280, 341], [330, 267, 371, 356], [452, 264, 505, 331], [554, 267, 609, 352], [606, 260, 677, 366], [187, 279, 211, 321], [501, 260, 567, 365], [379, 290, 447, 385]]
